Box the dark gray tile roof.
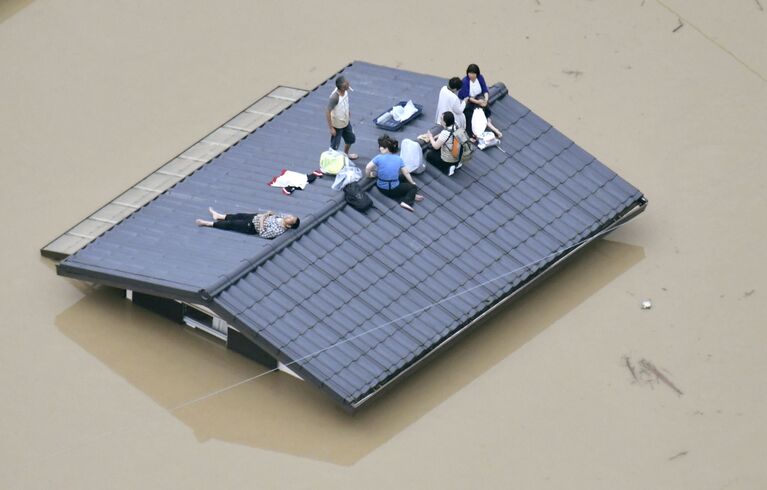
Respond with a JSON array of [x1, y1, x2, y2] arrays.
[[58, 61, 645, 411]]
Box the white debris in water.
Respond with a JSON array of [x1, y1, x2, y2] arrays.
[[641, 299, 652, 310]]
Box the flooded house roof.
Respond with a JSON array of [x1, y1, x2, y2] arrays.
[[57, 61, 646, 412]]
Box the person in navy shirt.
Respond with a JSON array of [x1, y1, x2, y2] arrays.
[[365, 135, 424, 212], [458, 63, 503, 139]]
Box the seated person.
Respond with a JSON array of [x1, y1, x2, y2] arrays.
[[425, 111, 470, 177], [365, 135, 424, 212], [458, 63, 503, 139], [435, 77, 466, 129], [196, 208, 299, 238]]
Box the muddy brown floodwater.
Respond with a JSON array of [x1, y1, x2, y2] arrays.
[[2, 1, 766, 489]]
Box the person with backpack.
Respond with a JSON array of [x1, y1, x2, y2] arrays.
[[425, 111, 470, 176], [365, 135, 424, 212]]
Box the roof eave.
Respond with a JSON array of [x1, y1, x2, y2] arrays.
[[57, 261, 205, 304]]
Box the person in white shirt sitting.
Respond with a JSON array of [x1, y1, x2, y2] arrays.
[[435, 77, 466, 129]]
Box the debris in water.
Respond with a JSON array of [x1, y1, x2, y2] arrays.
[[639, 359, 683, 395], [669, 450, 688, 461], [641, 299, 652, 309], [756, 0, 764, 12], [562, 69, 584, 78], [744, 289, 755, 298], [623, 356, 684, 396], [673, 19, 684, 33], [624, 356, 638, 382]]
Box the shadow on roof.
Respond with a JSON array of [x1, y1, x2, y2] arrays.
[[55, 238, 643, 465]]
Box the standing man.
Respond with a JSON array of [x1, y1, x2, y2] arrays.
[[435, 77, 466, 129], [326, 76, 358, 160]]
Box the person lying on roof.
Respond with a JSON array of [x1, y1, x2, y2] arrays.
[[195, 207, 300, 239]]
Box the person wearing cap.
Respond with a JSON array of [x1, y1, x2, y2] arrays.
[[327, 76, 358, 160], [196, 207, 300, 239]]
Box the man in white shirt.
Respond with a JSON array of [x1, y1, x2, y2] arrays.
[[326, 76, 358, 160], [435, 77, 466, 129]]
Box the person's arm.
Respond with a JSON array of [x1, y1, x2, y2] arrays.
[[479, 74, 489, 96], [400, 167, 416, 186], [478, 75, 490, 107], [365, 161, 378, 178], [427, 131, 439, 150], [326, 110, 335, 136], [257, 211, 273, 234], [457, 77, 470, 101], [427, 130, 447, 150], [326, 93, 339, 136]]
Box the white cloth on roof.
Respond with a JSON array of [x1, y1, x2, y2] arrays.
[[269, 170, 308, 189]]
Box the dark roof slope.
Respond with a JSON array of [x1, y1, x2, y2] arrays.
[[58, 62, 645, 411], [211, 90, 643, 409]]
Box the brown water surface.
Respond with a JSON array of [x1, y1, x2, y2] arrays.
[[2, 1, 766, 488]]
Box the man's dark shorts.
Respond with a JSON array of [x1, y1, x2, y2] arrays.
[[330, 123, 356, 150]]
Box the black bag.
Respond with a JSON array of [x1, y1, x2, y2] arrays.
[[343, 182, 372, 212]]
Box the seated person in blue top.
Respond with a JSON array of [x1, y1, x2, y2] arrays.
[[196, 207, 299, 239], [458, 63, 503, 139], [425, 111, 470, 177], [365, 135, 424, 212]]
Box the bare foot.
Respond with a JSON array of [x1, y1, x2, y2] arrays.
[[196, 219, 213, 227], [400, 202, 414, 212], [415, 194, 424, 202], [208, 207, 225, 220]]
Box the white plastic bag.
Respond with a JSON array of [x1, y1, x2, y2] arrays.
[[391, 105, 406, 122], [476, 131, 499, 150], [320, 149, 349, 175], [471, 107, 488, 137], [400, 138, 426, 174], [391, 100, 418, 122], [376, 112, 393, 124], [331, 163, 363, 190]]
